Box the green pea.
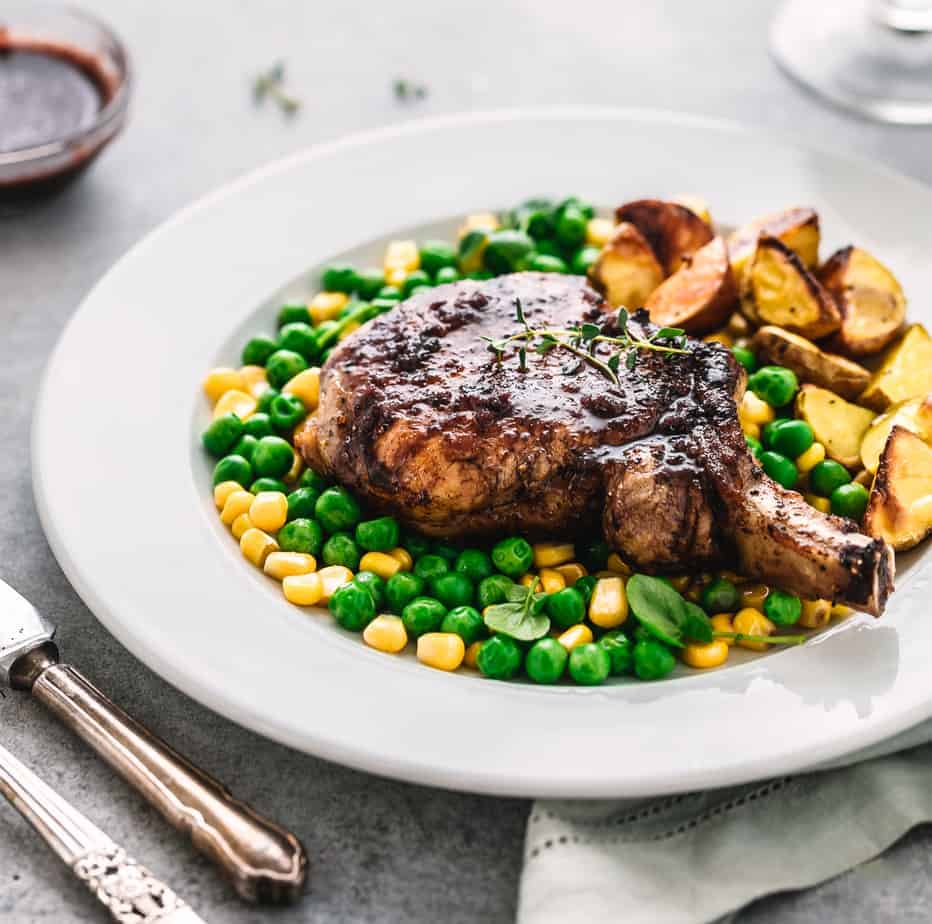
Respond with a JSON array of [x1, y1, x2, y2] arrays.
[[454, 549, 494, 583], [746, 434, 764, 458], [402, 596, 447, 637], [401, 270, 431, 296], [633, 639, 676, 681], [527, 254, 568, 274], [441, 606, 485, 645], [701, 578, 740, 613], [278, 322, 318, 361], [277, 304, 312, 328], [545, 587, 586, 628], [243, 413, 274, 439], [300, 468, 328, 493], [419, 241, 458, 276], [523, 209, 555, 241], [763, 589, 802, 626], [355, 517, 400, 552], [761, 418, 788, 449], [810, 459, 852, 498], [410, 285, 433, 298], [458, 229, 489, 274], [377, 285, 402, 301], [256, 388, 280, 414], [354, 571, 386, 609], [370, 297, 400, 311], [599, 630, 634, 675], [329, 581, 375, 631], [555, 205, 587, 249], [760, 451, 799, 490], [212, 454, 252, 487], [831, 482, 869, 521], [385, 572, 424, 613], [476, 574, 514, 608], [771, 420, 814, 459], [467, 270, 494, 280], [277, 518, 323, 556], [748, 365, 799, 408], [434, 266, 461, 285], [579, 538, 609, 573], [491, 537, 533, 577], [265, 350, 308, 389], [568, 643, 611, 685], [286, 487, 320, 520], [250, 477, 288, 494], [321, 264, 360, 294], [414, 554, 449, 582], [570, 246, 601, 276], [320, 347, 334, 363], [483, 230, 535, 274], [573, 575, 598, 605], [430, 540, 461, 563], [269, 393, 307, 431], [322, 532, 361, 570], [355, 268, 385, 300], [430, 572, 474, 609], [252, 436, 294, 478], [525, 638, 568, 684], [241, 335, 278, 366], [202, 413, 244, 457], [314, 487, 361, 533], [231, 434, 258, 463], [731, 345, 758, 373], [402, 531, 432, 560], [534, 239, 562, 258], [559, 196, 595, 220], [476, 635, 523, 680]]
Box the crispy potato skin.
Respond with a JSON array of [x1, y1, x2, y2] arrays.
[[728, 207, 820, 280], [615, 199, 714, 275], [861, 324, 932, 412], [795, 384, 875, 469], [752, 325, 870, 401], [644, 237, 737, 335], [864, 426, 932, 550], [587, 222, 664, 309], [819, 246, 907, 357], [860, 395, 932, 475], [746, 236, 841, 339]]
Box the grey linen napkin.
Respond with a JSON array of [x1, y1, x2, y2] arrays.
[[517, 719, 932, 924]]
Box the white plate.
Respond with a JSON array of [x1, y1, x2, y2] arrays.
[[33, 109, 932, 798]]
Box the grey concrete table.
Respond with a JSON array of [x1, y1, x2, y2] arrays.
[[4, 1, 932, 921]]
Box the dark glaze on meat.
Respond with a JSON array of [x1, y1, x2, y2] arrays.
[[297, 273, 893, 614]]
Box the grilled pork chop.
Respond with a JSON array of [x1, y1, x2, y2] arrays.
[[297, 273, 893, 614]]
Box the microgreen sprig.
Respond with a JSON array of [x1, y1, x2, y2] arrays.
[[254, 62, 301, 115], [481, 299, 688, 385]]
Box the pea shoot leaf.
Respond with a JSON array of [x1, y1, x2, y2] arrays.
[[682, 601, 714, 643], [626, 574, 687, 647], [483, 603, 550, 641]]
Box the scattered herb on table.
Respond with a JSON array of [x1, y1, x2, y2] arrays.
[[393, 78, 428, 101], [254, 61, 301, 115]]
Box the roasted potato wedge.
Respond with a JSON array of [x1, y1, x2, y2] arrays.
[[819, 246, 906, 356], [744, 236, 841, 339], [727, 207, 820, 285], [863, 426, 932, 550], [860, 395, 932, 475], [860, 324, 932, 412], [587, 221, 664, 309], [644, 236, 737, 335], [615, 199, 714, 275], [672, 194, 712, 225], [795, 384, 875, 469], [752, 325, 870, 401]]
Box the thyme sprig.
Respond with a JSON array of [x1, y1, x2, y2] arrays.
[[254, 62, 301, 115], [481, 299, 688, 385]]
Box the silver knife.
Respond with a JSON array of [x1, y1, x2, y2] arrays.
[[0, 578, 307, 904], [0, 741, 207, 923]]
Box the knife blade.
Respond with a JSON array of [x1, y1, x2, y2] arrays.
[[0, 577, 307, 904]]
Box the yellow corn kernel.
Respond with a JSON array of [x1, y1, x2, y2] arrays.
[[358, 552, 400, 581], [203, 367, 244, 404], [798, 598, 832, 629], [240, 528, 278, 568], [668, 575, 691, 593], [539, 568, 566, 594], [595, 570, 618, 579], [685, 582, 704, 603], [796, 441, 826, 473], [555, 562, 587, 586], [338, 321, 361, 341], [740, 391, 775, 426], [532, 542, 575, 569], [384, 239, 419, 276], [519, 573, 537, 588], [213, 480, 242, 509], [739, 583, 769, 611], [719, 569, 747, 584], [606, 553, 632, 576], [458, 212, 499, 238], [384, 267, 408, 287], [710, 613, 735, 645], [388, 547, 413, 571], [309, 291, 349, 325], [231, 513, 253, 540], [220, 490, 255, 526], [464, 640, 482, 669], [704, 331, 733, 348], [264, 551, 317, 581], [831, 604, 854, 620], [284, 448, 304, 485], [557, 623, 593, 652], [588, 576, 628, 628], [805, 493, 832, 514], [683, 640, 730, 669], [733, 607, 775, 651], [283, 571, 324, 606], [364, 614, 409, 654], [417, 632, 466, 671], [318, 565, 354, 602], [213, 389, 257, 422], [742, 421, 761, 441], [249, 492, 288, 533], [585, 217, 614, 247], [283, 368, 321, 409], [238, 365, 270, 398]]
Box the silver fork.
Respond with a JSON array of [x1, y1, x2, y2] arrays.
[[0, 741, 207, 922]]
